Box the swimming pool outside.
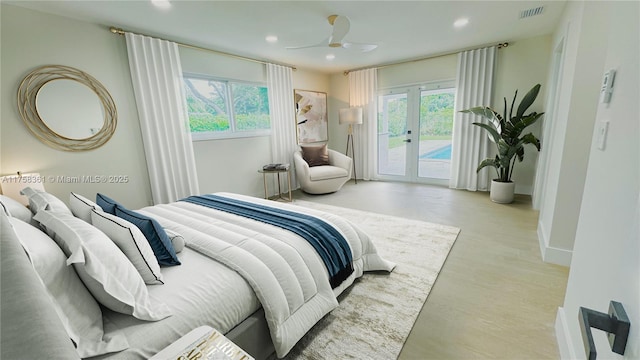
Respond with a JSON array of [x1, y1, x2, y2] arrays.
[[378, 139, 452, 180], [419, 144, 452, 160]]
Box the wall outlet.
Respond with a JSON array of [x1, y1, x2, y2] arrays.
[[597, 120, 609, 150]]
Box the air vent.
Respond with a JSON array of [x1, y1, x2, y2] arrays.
[[520, 6, 544, 19]]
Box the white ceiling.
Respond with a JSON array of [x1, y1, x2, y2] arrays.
[[9, 0, 567, 74]]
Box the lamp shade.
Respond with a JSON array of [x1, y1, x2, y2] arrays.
[[0, 173, 46, 206], [339, 107, 363, 125]]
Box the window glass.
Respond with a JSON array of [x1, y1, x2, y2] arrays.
[[184, 75, 269, 140]]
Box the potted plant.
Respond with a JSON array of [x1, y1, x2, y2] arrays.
[[460, 84, 544, 203]]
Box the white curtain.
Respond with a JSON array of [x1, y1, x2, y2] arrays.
[[449, 46, 496, 191], [348, 68, 378, 181], [266, 63, 298, 189], [125, 33, 200, 204]]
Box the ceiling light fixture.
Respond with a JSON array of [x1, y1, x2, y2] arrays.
[[151, 0, 171, 10], [326, 54, 335, 61], [453, 18, 469, 28], [265, 35, 278, 43]]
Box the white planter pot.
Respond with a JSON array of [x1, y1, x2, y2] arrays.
[[490, 180, 515, 204]]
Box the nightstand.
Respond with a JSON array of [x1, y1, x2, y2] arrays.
[[258, 165, 292, 202], [150, 326, 253, 360]]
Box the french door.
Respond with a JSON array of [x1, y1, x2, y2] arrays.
[[377, 82, 455, 184]]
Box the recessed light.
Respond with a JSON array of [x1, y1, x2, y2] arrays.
[[265, 35, 278, 43], [151, 0, 171, 9], [326, 54, 335, 60], [454, 18, 469, 28]]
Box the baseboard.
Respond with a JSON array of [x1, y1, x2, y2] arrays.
[[515, 184, 532, 195], [537, 221, 572, 267], [537, 222, 549, 261], [555, 307, 577, 360]]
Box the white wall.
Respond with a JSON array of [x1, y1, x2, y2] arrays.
[[327, 73, 349, 155], [555, 2, 639, 358], [0, 4, 152, 209], [493, 36, 550, 195], [536, 1, 610, 266], [377, 54, 457, 89]]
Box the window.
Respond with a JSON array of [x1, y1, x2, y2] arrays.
[[183, 74, 270, 140]]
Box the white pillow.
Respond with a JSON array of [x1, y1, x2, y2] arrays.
[[164, 228, 185, 253], [7, 216, 128, 357], [0, 194, 32, 223], [32, 210, 172, 321], [90, 209, 164, 285], [69, 192, 103, 223], [20, 187, 72, 215]]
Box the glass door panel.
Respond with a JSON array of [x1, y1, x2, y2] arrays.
[[377, 92, 408, 176], [417, 89, 455, 179]]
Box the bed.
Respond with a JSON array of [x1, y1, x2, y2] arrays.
[[0, 191, 394, 360]]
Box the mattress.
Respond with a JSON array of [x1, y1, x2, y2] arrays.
[[94, 247, 260, 360]]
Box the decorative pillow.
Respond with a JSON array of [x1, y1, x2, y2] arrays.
[[115, 206, 181, 266], [32, 210, 172, 321], [96, 193, 121, 215], [0, 194, 32, 223], [301, 144, 330, 167], [164, 228, 185, 253], [91, 209, 164, 285], [69, 192, 103, 223], [20, 187, 72, 215], [5, 215, 128, 357]]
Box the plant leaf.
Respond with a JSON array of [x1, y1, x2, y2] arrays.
[[461, 106, 502, 135], [515, 146, 525, 162], [516, 84, 541, 118], [460, 106, 494, 119], [476, 158, 499, 173], [509, 90, 517, 121], [520, 132, 541, 151], [503, 97, 507, 125], [508, 112, 544, 140], [472, 122, 500, 143]]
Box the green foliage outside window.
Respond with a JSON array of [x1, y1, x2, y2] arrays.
[[184, 76, 270, 135], [378, 91, 455, 139], [420, 92, 454, 137]]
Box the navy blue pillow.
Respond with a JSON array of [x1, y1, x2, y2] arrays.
[[114, 206, 180, 266], [96, 193, 122, 215]]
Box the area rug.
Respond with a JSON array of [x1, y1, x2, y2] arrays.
[[283, 201, 461, 360]]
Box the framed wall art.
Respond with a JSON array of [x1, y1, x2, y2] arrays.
[[294, 89, 328, 144]]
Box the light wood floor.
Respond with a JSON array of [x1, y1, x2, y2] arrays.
[[293, 181, 569, 359]]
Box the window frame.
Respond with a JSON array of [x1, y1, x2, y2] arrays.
[[183, 73, 271, 141], [376, 79, 455, 185]]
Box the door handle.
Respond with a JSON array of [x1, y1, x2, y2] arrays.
[[579, 301, 630, 360], [403, 139, 412, 143]]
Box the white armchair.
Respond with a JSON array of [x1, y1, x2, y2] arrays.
[[293, 149, 352, 194]]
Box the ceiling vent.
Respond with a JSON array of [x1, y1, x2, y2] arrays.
[[520, 6, 544, 19]]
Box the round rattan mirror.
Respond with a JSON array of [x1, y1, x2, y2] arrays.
[[17, 65, 117, 151]]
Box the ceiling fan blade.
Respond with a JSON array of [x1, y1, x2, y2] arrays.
[[286, 37, 329, 50], [329, 15, 350, 44], [342, 42, 378, 52]]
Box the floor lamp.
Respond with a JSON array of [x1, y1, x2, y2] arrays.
[[339, 107, 363, 184]]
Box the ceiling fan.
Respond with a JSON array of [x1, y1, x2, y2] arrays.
[[286, 15, 378, 52]]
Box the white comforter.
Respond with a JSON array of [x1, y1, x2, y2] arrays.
[[139, 193, 395, 357]]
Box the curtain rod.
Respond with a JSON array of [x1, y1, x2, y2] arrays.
[[343, 42, 509, 76], [109, 27, 297, 71]]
